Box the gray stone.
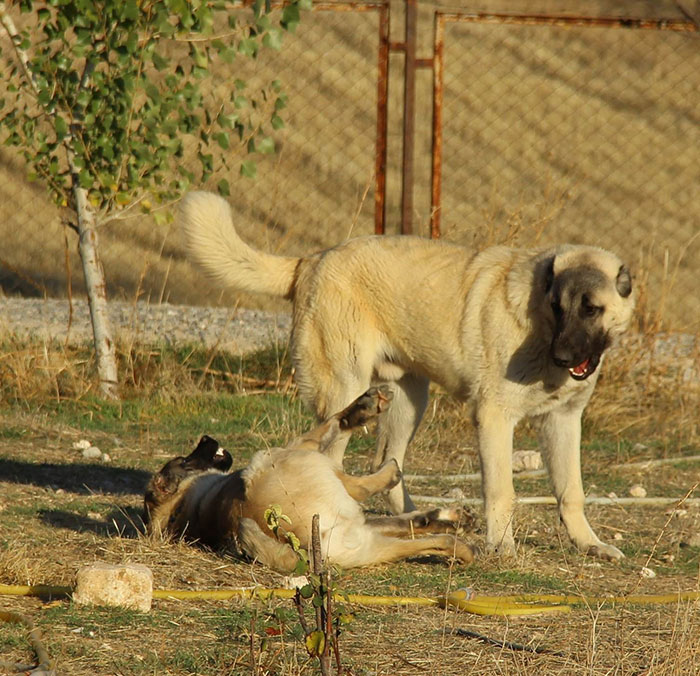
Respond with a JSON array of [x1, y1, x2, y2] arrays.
[[81, 446, 102, 459]]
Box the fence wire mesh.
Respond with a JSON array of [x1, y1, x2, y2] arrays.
[[0, 3, 384, 310], [432, 15, 699, 330], [0, 2, 697, 332]]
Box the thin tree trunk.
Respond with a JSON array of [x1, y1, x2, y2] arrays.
[[1, 4, 119, 399], [72, 179, 119, 400]]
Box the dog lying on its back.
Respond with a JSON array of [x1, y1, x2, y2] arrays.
[[144, 387, 475, 572]]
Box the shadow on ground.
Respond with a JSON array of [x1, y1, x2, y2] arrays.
[[0, 458, 150, 495], [38, 506, 145, 539]]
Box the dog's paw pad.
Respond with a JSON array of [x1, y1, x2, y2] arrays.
[[340, 387, 393, 428]]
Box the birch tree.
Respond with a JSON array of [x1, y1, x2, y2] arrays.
[[0, 0, 306, 399]]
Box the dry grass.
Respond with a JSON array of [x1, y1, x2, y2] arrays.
[[0, 328, 698, 675], [1, 3, 698, 329]]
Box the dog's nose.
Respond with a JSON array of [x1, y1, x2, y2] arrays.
[[552, 348, 573, 368]]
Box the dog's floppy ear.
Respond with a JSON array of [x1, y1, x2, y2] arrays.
[[615, 265, 632, 298], [542, 255, 555, 294], [185, 435, 233, 472]]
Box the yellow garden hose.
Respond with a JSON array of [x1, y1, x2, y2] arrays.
[[1, 583, 698, 617]]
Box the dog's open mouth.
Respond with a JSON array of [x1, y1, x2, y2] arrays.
[[568, 357, 598, 380]]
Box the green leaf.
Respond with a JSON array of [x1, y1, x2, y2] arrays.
[[293, 557, 309, 576], [153, 209, 168, 225], [54, 116, 68, 140], [240, 159, 257, 178], [191, 45, 208, 69], [270, 114, 284, 130], [281, 4, 300, 33], [299, 584, 314, 599], [257, 136, 275, 154], [78, 169, 93, 189], [218, 46, 236, 63], [263, 27, 283, 51], [274, 94, 288, 111], [305, 630, 326, 658], [214, 132, 229, 149], [238, 38, 258, 58], [217, 178, 230, 196], [152, 52, 169, 71], [217, 112, 238, 129]]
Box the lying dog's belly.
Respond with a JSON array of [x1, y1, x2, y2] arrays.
[[242, 448, 365, 548]]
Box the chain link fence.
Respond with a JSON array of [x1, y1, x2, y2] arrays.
[[0, 1, 698, 331], [0, 2, 385, 311], [430, 13, 699, 330]]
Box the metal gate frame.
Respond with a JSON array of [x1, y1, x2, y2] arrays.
[[251, 0, 391, 235], [429, 12, 698, 239]]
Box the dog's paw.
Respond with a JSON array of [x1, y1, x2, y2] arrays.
[[485, 538, 517, 559], [585, 543, 624, 562], [340, 386, 394, 429], [423, 507, 475, 533], [451, 538, 477, 564], [378, 458, 402, 490]]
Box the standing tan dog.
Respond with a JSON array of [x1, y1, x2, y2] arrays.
[[144, 388, 475, 572], [180, 191, 635, 561]]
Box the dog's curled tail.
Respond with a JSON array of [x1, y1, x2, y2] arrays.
[[179, 191, 299, 299]]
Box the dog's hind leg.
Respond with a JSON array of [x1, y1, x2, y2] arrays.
[[332, 530, 476, 567], [237, 518, 302, 573], [287, 386, 393, 455], [372, 373, 430, 514], [366, 507, 474, 537]]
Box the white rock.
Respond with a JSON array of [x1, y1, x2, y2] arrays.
[[629, 484, 647, 498], [101, 453, 111, 463], [73, 563, 153, 612], [82, 446, 102, 459], [685, 533, 700, 547], [640, 566, 656, 578], [512, 450, 543, 473], [73, 439, 92, 450], [613, 532, 623, 541]]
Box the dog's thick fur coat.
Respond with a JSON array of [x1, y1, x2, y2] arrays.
[[180, 191, 635, 560], [145, 388, 475, 572]]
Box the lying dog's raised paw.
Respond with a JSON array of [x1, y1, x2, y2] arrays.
[[339, 386, 394, 429], [378, 458, 402, 490]]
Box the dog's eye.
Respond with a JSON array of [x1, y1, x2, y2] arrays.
[[581, 296, 603, 317]]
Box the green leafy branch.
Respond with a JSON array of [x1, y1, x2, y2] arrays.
[[264, 507, 347, 674], [0, 0, 309, 227]]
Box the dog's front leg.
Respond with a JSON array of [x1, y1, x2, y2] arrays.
[[537, 408, 624, 561], [476, 404, 517, 556], [372, 374, 430, 514]]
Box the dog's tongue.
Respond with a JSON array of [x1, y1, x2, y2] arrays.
[[570, 359, 590, 377]]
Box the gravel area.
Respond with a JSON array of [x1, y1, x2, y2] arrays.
[[0, 297, 292, 355], [0, 297, 696, 382]]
